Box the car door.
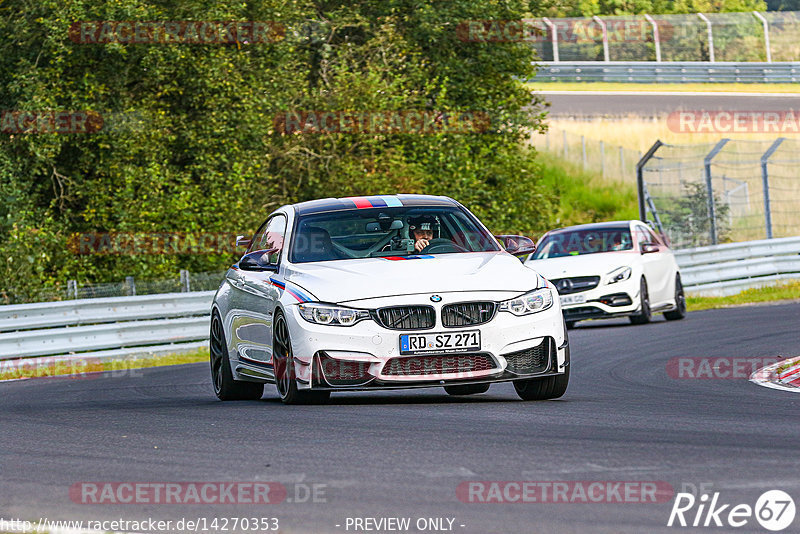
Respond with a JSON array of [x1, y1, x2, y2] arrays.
[[635, 224, 672, 306], [227, 213, 287, 366]]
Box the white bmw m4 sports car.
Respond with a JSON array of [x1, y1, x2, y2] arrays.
[[210, 194, 570, 404], [525, 220, 686, 329]]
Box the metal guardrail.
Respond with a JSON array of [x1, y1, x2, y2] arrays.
[[675, 236, 800, 296], [0, 291, 214, 361], [1, 238, 798, 361], [534, 62, 800, 83]]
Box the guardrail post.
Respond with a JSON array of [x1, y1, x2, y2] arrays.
[[180, 270, 191, 293], [760, 137, 784, 239], [592, 16, 610, 62], [753, 12, 771, 63], [697, 13, 715, 62], [67, 280, 78, 300], [636, 140, 663, 221], [644, 14, 661, 62], [704, 139, 730, 245], [542, 18, 559, 62], [125, 276, 136, 296]]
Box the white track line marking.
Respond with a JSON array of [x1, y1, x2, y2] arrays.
[[536, 90, 800, 98], [750, 356, 800, 393]]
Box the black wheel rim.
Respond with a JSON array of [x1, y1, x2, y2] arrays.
[[641, 280, 651, 316], [273, 315, 291, 398], [676, 277, 686, 314], [210, 316, 224, 395]]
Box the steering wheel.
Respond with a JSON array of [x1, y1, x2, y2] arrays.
[[420, 238, 467, 254]]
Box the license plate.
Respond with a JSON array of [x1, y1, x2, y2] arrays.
[[560, 294, 586, 306], [399, 330, 481, 355]]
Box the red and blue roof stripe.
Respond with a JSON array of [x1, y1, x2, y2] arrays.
[[381, 255, 435, 261], [344, 195, 404, 209]]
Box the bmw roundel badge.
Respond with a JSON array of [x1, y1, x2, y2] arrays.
[[430, 295, 442, 302]]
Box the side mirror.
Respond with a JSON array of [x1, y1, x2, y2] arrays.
[[641, 243, 659, 254], [236, 235, 251, 248], [239, 250, 278, 271], [495, 235, 536, 258]]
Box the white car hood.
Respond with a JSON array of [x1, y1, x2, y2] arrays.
[[285, 252, 540, 303], [526, 251, 638, 280]]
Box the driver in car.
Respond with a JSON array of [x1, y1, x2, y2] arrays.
[[408, 215, 437, 252]]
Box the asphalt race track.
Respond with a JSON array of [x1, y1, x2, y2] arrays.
[[541, 91, 800, 117], [2, 303, 800, 533]]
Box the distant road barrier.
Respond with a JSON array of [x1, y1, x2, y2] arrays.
[[0, 291, 214, 361], [533, 62, 800, 83], [675, 236, 800, 296]]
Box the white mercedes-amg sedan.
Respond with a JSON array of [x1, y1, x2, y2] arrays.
[[525, 220, 686, 329], [210, 194, 570, 404]]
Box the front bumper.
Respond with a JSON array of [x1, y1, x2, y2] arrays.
[[281, 294, 568, 391], [559, 278, 641, 322]]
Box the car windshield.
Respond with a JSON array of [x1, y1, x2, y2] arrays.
[[532, 227, 633, 259], [289, 206, 500, 263]]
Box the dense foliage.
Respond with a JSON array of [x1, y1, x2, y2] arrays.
[[0, 0, 552, 301]]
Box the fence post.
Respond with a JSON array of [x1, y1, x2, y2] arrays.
[[593, 16, 610, 62], [760, 137, 784, 239], [67, 280, 78, 300], [542, 18, 559, 63], [600, 141, 605, 177], [697, 13, 715, 62], [180, 269, 191, 293], [581, 136, 587, 168], [753, 11, 771, 63], [636, 140, 663, 221], [644, 14, 661, 62], [704, 139, 730, 245], [125, 276, 136, 296]]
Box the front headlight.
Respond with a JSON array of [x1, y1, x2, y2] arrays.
[[298, 303, 371, 326], [499, 288, 554, 316], [605, 266, 632, 285]]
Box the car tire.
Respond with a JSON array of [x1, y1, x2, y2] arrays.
[[565, 321, 576, 330], [664, 273, 687, 321], [210, 312, 264, 401], [629, 277, 652, 325], [273, 311, 330, 405], [444, 383, 491, 396], [513, 366, 569, 401]]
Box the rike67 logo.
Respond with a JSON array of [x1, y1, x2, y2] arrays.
[[668, 490, 795, 531]]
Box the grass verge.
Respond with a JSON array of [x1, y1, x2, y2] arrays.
[[537, 150, 638, 229], [0, 348, 209, 381], [686, 280, 800, 312], [529, 82, 800, 93]]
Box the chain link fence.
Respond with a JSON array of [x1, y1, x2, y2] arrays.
[[530, 11, 800, 62], [531, 126, 643, 183], [0, 270, 225, 306], [639, 138, 800, 248]]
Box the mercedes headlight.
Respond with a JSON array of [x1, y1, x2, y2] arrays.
[[298, 303, 371, 326], [499, 288, 554, 316], [605, 266, 632, 285]]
